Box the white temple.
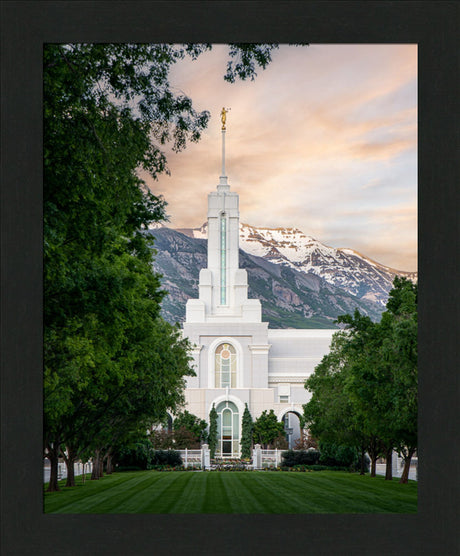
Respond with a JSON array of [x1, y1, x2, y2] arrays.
[[181, 109, 335, 456]]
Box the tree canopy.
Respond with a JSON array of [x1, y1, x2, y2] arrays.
[[253, 409, 285, 449], [44, 43, 281, 490], [172, 410, 208, 448], [303, 277, 417, 482]]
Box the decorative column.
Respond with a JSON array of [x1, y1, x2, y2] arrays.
[[202, 444, 210, 470], [253, 443, 262, 470]]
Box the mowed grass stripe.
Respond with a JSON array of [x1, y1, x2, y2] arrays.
[[285, 473, 417, 513], [44, 473, 141, 513], [44, 471, 417, 514], [127, 472, 193, 513], [104, 472, 187, 513], [245, 472, 325, 513], [162, 472, 207, 513], [308, 473, 417, 513], [45, 472, 180, 513], [238, 472, 300, 513], [202, 471, 233, 513], [283, 473, 377, 513], [46, 472, 163, 513], [223, 473, 269, 513], [87, 473, 165, 513]]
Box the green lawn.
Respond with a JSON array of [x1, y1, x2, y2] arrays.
[[44, 470, 417, 514], [44, 471, 417, 514]]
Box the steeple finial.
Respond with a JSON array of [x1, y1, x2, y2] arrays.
[[221, 107, 230, 130], [219, 107, 231, 187]]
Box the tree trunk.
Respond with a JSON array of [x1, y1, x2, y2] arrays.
[[99, 453, 104, 477], [359, 446, 366, 475], [106, 451, 113, 475], [367, 437, 382, 478], [64, 457, 76, 487], [370, 455, 377, 477], [46, 443, 60, 492], [91, 450, 101, 480], [385, 447, 393, 480], [63, 445, 78, 487], [399, 447, 416, 484]]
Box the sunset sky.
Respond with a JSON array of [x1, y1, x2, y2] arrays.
[[144, 44, 417, 272]]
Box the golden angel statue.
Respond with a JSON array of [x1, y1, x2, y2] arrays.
[[221, 107, 230, 130]]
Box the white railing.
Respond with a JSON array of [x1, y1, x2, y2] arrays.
[[178, 448, 204, 469], [260, 449, 283, 468], [43, 460, 93, 483]]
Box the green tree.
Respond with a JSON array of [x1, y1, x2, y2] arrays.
[[43, 43, 282, 490], [304, 331, 372, 475], [380, 277, 418, 483], [173, 410, 207, 446], [208, 404, 218, 459], [253, 410, 284, 449], [305, 277, 417, 481], [240, 403, 254, 459], [336, 311, 392, 477], [339, 278, 417, 481]]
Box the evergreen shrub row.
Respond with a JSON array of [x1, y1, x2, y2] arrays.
[[115, 444, 182, 470], [280, 465, 354, 472], [281, 446, 369, 472], [281, 449, 321, 467]]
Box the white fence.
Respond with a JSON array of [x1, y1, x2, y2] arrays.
[[257, 448, 283, 469], [44, 450, 418, 479], [376, 453, 418, 481], [178, 449, 205, 469], [43, 460, 93, 483]]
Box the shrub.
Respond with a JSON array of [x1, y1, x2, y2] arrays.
[[150, 450, 182, 468], [116, 465, 144, 472], [115, 439, 154, 470], [208, 405, 218, 458], [281, 449, 321, 467], [318, 442, 358, 468], [313, 442, 370, 472], [240, 404, 253, 459], [149, 464, 189, 471]]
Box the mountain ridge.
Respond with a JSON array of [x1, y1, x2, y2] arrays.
[[146, 224, 409, 328], [173, 222, 416, 306]]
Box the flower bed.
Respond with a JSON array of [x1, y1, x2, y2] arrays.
[[149, 464, 201, 471], [210, 458, 252, 471]]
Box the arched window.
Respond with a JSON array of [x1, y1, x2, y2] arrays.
[[216, 401, 239, 457], [215, 343, 237, 388]]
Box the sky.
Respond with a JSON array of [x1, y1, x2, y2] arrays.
[[143, 44, 417, 272]]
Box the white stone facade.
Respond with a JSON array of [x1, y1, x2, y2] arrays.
[[181, 130, 335, 456]]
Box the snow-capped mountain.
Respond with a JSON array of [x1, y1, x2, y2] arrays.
[[147, 227, 386, 328], [176, 222, 417, 307]]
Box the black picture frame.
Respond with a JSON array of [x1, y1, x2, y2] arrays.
[[1, 1, 458, 554]]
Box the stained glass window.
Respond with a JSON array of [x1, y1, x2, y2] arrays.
[[215, 343, 237, 388]]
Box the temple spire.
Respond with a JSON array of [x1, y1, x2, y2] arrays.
[[219, 107, 230, 188]]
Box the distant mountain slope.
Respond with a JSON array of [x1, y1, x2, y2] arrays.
[[147, 227, 385, 329], [179, 222, 417, 306]]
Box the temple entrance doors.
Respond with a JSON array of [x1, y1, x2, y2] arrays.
[[216, 401, 240, 457]]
